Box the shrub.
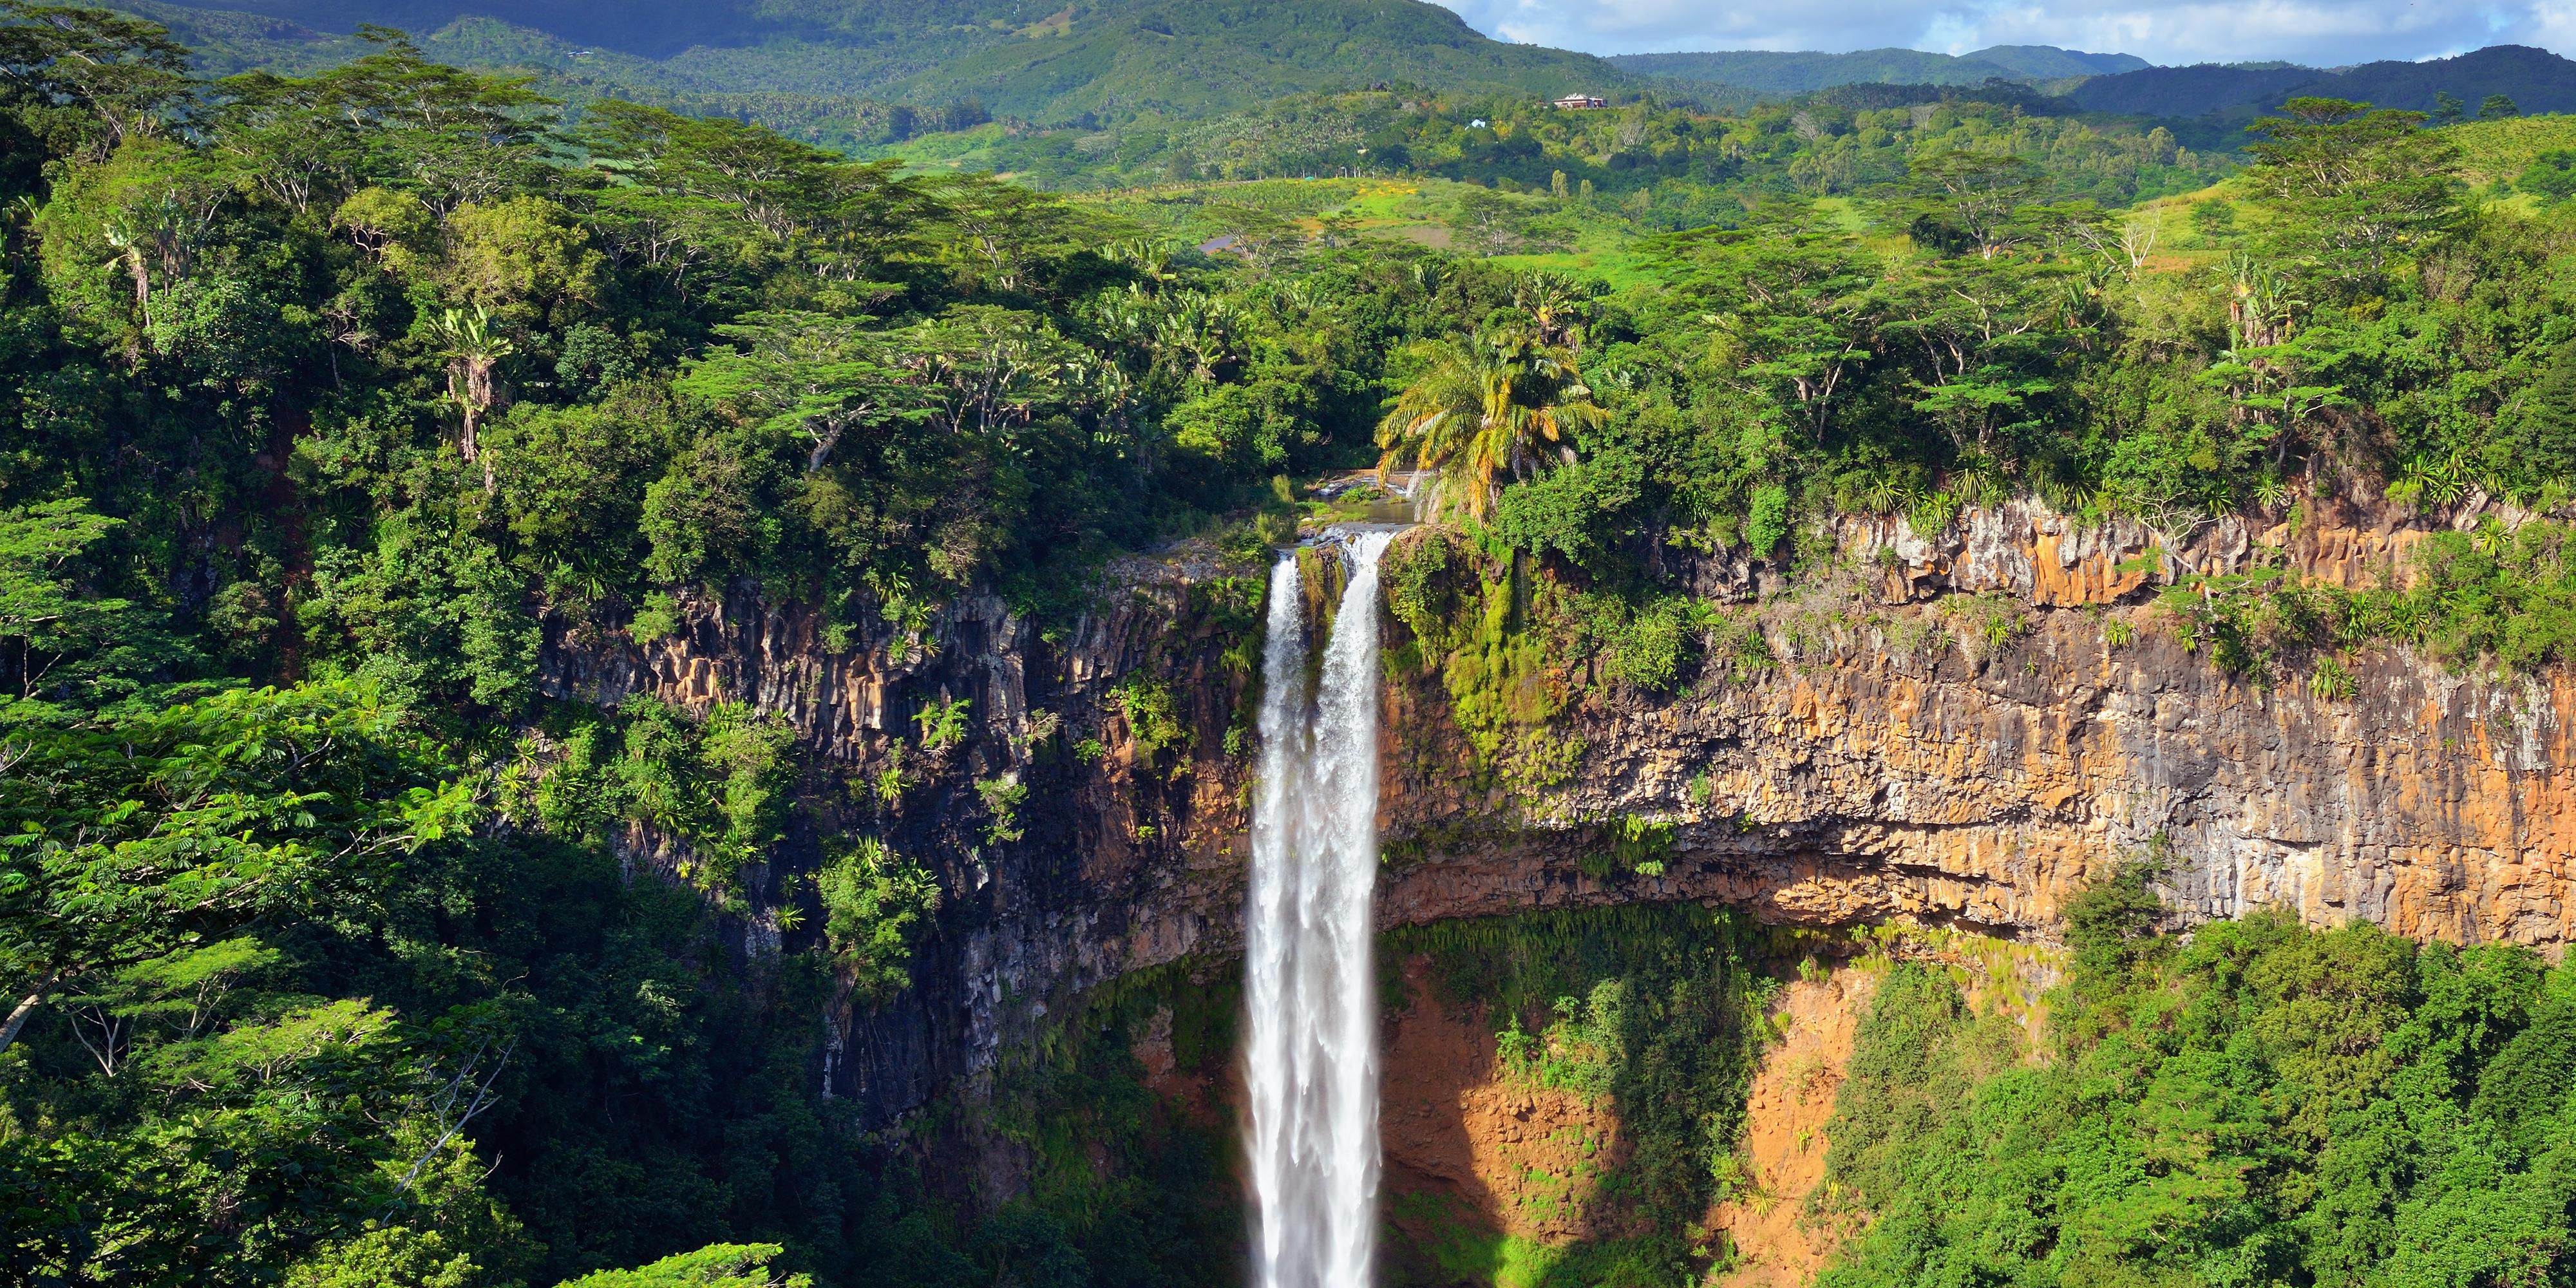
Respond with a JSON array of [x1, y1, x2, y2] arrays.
[[555, 1242, 811, 1287], [815, 838, 941, 1005], [913, 694, 972, 750], [2520, 149, 2576, 202], [1113, 677, 1188, 763], [976, 775, 1028, 842]]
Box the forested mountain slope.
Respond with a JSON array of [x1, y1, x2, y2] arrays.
[[1967, 44, 2152, 78], [147, 0, 1110, 59], [1627, 42, 2576, 134], [2070, 43, 2576, 117], [138, 0, 1639, 120]]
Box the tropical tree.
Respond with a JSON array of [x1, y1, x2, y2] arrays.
[[1903, 148, 2040, 260], [581, 97, 927, 278], [2244, 96, 2461, 281], [1682, 229, 1879, 440], [676, 310, 936, 472], [1377, 328, 1605, 519], [1513, 270, 1589, 347], [1450, 187, 1526, 257], [0, 682, 475, 1057], [0, 0, 194, 164], [0, 499, 183, 702], [429, 304, 513, 485]]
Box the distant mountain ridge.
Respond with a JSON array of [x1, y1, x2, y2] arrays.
[[2069, 45, 2576, 117], [1594, 42, 2576, 124], [1608, 44, 2146, 95], [114, 1, 2576, 136], [148, 0, 759, 59], [1971, 45, 2153, 78]]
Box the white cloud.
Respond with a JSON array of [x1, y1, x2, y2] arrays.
[[1432, 0, 2576, 66]]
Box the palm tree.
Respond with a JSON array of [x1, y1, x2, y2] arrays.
[[1512, 271, 1587, 347], [430, 305, 514, 485], [1376, 328, 1605, 520]]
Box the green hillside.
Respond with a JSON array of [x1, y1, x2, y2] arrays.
[[142, 0, 1642, 122], [721, 0, 1630, 120], [2450, 112, 2576, 186], [1967, 44, 2148, 77], [111, 0, 369, 73], [130, 0, 945, 58]]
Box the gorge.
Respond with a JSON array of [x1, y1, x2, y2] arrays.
[[515, 488, 2576, 1279], [17, 15, 2576, 1281]]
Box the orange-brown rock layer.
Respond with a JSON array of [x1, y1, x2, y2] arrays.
[[1708, 967, 1875, 1288], [1383, 497, 2576, 949], [1379, 957, 1629, 1252], [1385, 604, 2576, 946]]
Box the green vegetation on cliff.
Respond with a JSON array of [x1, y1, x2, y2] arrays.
[[1350, 99, 2576, 704], [1820, 867, 2576, 1288], [1384, 905, 1782, 1287]]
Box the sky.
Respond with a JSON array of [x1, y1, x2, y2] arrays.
[[1432, 0, 2576, 68]]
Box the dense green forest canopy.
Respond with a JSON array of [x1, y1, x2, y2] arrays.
[[880, 84, 2223, 197], [9, 0, 2576, 1283], [128, 0, 1642, 123], [1819, 867, 2576, 1288]]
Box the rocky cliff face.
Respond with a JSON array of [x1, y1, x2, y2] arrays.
[[1379, 494, 2576, 950], [538, 558, 1269, 1132], [537, 495, 2576, 1132]]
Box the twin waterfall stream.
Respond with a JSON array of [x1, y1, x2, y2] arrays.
[[1242, 529, 1396, 1288]]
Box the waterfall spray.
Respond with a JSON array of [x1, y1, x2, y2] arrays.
[[1242, 529, 1395, 1288]]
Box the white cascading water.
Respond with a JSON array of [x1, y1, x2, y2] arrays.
[[1242, 529, 1396, 1288]]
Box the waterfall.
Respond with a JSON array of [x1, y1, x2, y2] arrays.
[[1243, 529, 1395, 1288]]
